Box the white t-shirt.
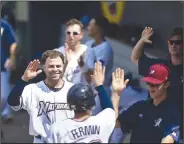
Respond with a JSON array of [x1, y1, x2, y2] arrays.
[[11, 80, 74, 138], [56, 44, 103, 116], [56, 44, 95, 84], [45, 108, 115, 143], [85, 40, 113, 86]]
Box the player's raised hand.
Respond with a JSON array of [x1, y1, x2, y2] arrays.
[[112, 68, 129, 95], [91, 61, 105, 86], [141, 27, 154, 44], [21, 59, 42, 82]]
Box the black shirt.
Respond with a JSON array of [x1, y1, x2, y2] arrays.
[[138, 54, 183, 137], [118, 99, 180, 143]]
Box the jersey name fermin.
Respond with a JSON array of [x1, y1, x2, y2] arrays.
[[46, 108, 115, 143], [71, 125, 100, 139]]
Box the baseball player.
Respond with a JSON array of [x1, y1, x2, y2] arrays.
[[8, 50, 74, 143], [1, 6, 17, 122], [45, 62, 129, 143], [56, 18, 95, 84]]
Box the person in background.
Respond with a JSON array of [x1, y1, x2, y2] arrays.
[[56, 18, 95, 84], [1, 1, 17, 123], [131, 27, 183, 140], [86, 15, 113, 96], [1, 3, 16, 31]]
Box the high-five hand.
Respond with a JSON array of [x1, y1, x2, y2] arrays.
[[141, 27, 154, 44], [112, 68, 129, 95], [21, 59, 42, 82], [91, 61, 106, 87]]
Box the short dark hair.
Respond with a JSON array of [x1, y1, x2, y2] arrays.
[[41, 50, 65, 65], [93, 15, 109, 36], [170, 27, 183, 40], [65, 18, 84, 31]]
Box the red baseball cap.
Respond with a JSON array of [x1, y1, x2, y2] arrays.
[[142, 64, 170, 84]]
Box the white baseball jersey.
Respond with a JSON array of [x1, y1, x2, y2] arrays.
[[85, 40, 113, 86], [56, 44, 95, 84], [45, 108, 115, 143], [11, 80, 74, 140]]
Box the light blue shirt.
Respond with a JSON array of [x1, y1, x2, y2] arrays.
[[85, 40, 114, 86]]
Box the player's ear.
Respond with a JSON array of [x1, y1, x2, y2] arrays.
[[164, 80, 170, 89], [40, 65, 45, 73]]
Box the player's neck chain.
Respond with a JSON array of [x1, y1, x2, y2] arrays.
[[43, 81, 65, 92]]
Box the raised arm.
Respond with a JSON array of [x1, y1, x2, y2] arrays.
[[8, 59, 42, 107], [131, 27, 153, 64], [110, 68, 129, 128], [91, 61, 113, 110]]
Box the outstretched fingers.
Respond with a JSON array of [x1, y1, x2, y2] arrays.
[[32, 60, 40, 72]]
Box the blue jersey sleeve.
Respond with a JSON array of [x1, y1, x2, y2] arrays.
[[95, 85, 113, 110], [5, 21, 16, 47]]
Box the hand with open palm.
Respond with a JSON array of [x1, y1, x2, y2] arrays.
[[21, 59, 42, 82], [141, 27, 154, 44], [91, 61, 105, 87], [112, 68, 129, 95]]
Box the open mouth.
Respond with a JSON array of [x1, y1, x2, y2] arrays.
[[52, 73, 60, 76]]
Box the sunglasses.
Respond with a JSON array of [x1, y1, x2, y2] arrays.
[[66, 31, 80, 36], [168, 40, 182, 45]]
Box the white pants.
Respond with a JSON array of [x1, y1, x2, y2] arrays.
[[1, 71, 12, 117]]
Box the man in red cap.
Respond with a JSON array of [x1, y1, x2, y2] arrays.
[[112, 64, 181, 143], [142, 64, 170, 104], [131, 27, 183, 139]]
